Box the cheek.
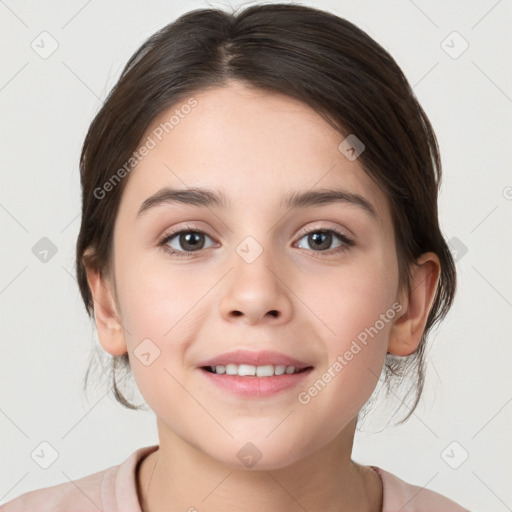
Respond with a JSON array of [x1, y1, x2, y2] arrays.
[[295, 248, 398, 405], [115, 250, 204, 340], [303, 246, 398, 345], [114, 255, 210, 401]]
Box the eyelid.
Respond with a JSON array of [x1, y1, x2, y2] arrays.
[[158, 222, 355, 257], [158, 223, 217, 246], [294, 222, 352, 240], [158, 222, 351, 242], [293, 225, 354, 253]]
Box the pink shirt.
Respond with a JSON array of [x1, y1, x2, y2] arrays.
[[1, 445, 470, 511]]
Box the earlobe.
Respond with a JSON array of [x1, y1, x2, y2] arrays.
[[388, 252, 441, 356], [84, 261, 127, 356]]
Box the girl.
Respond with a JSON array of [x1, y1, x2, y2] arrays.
[[2, 3, 471, 511]]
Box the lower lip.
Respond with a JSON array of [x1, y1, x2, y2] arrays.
[[199, 368, 313, 398]]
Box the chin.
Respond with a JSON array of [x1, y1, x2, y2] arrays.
[[203, 435, 312, 472]]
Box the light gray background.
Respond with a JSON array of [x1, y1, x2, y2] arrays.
[[1, 0, 511, 509]]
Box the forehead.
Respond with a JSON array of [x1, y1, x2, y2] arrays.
[[119, 81, 391, 228]]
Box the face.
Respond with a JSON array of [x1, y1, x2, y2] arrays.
[[109, 80, 401, 469]]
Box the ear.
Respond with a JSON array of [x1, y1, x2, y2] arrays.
[[388, 252, 441, 356], [83, 255, 127, 356]]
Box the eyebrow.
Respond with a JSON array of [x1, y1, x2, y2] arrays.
[[136, 186, 377, 219]]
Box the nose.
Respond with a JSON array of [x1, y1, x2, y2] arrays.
[[218, 240, 294, 326]]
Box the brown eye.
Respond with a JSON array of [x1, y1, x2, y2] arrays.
[[178, 232, 205, 251], [296, 229, 350, 252], [163, 230, 216, 253]]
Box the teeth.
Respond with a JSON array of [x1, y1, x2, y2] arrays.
[[238, 364, 255, 376], [210, 364, 302, 377], [274, 365, 286, 375], [256, 365, 273, 377]]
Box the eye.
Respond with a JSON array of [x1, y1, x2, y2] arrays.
[[158, 225, 354, 259], [295, 228, 353, 255], [159, 227, 217, 258]]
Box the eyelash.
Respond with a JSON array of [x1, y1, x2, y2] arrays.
[[158, 224, 354, 259]]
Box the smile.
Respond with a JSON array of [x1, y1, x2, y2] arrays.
[[203, 364, 308, 377]]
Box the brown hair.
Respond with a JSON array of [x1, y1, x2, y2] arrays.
[[77, 3, 456, 423]]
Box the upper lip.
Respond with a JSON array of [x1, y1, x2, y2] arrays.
[[198, 349, 312, 369]]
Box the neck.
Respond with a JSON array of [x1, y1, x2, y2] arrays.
[[137, 417, 382, 512]]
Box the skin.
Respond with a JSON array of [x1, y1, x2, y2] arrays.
[[85, 80, 440, 511]]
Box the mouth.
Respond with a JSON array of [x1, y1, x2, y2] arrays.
[[197, 349, 313, 375], [197, 349, 314, 397], [201, 364, 311, 377]]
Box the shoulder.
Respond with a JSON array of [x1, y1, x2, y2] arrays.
[[0, 467, 111, 512], [0, 445, 158, 512], [371, 466, 471, 512]]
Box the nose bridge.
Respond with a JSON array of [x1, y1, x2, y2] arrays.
[[235, 234, 268, 267], [231, 232, 281, 293], [218, 231, 293, 323]]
